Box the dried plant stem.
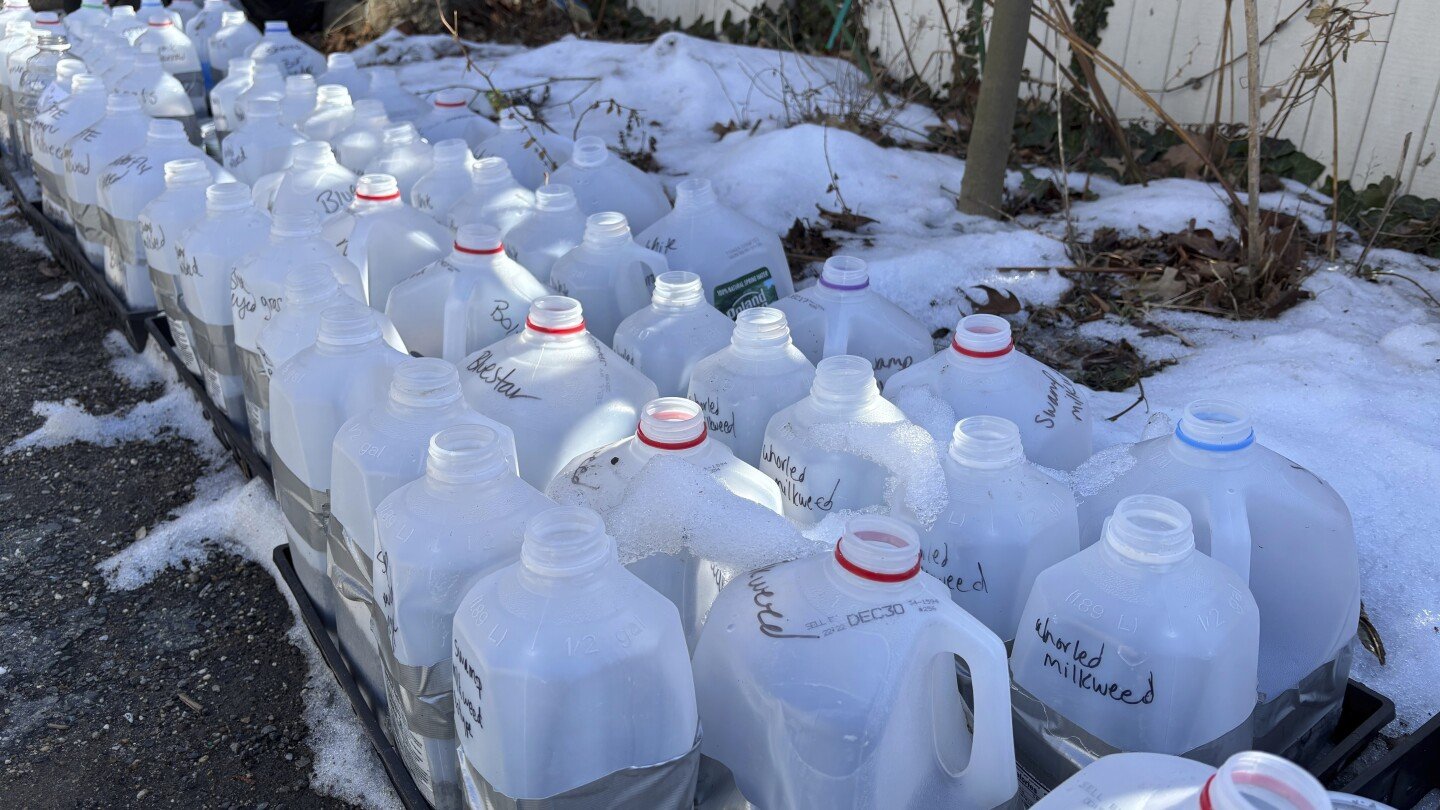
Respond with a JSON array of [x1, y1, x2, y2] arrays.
[[1244, 0, 1262, 274], [1355, 132, 1413, 272]]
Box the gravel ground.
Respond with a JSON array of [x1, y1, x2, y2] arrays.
[[0, 204, 352, 807]]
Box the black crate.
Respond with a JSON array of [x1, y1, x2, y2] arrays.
[[1306, 680, 1397, 784], [1342, 711, 1440, 808], [272, 544, 433, 810]]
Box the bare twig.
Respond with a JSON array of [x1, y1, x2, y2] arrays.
[[1355, 132, 1413, 272], [1106, 377, 1149, 422], [1369, 271, 1440, 310], [1244, 0, 1263, 273]]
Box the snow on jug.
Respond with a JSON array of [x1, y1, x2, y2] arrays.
[[139, 158, 211, 374], [475, 105, 572, 189], [686, 306, 814, 467], [885, 313, 1093, 470], [550, 135, 670, 232], [268, 302, 405, 629], [503, 183, 585, 284], [365, 121, 432, 199], [459, 295, 659, 488], [385, 222, 546, 362], [444, 155, 534, 235], [613, 270, 732, 397], [299, 83, 354, 142], [1009, 495, 1261, 802], [917, 416, 1079, 643], [372, 424, 552, 809], [338, 173, 450, 309], [329, 359, 517, 728], [1075, 399, 1361, 761], [62, 91, 150, 266], [416, 88, 494, 150], [451, 506, 700, 807], [220, 96, 304, 184], [409, 137, 472, 224], [773, 255, 933, 386], [266, 141, 358, 249], [636, 176, 793, 318], [548, 211, 666, 344], [247, 19, 322, 77], [692, 514, 1017, 810]]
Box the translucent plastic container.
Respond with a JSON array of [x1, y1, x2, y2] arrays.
[[496, 183, 582, 284], [444, 155, 534, 235], [914, 416, 1079, 643], [333, 98, 389, 174], [207, 55, 251, 140], [105, 6, 144, 43], [1009, 495, 1261, 798], [220, 96, 306, 185], [365, 66, 425, 123], [135, 12, 204, 113], [549, 135, 670, 232], [277, 73, 316, 128], [1075, 400, 1361, 758], [233, 58, 284, 124], [475, 105, 572, 189], [169, 0, 200, 26], [13, 30, 67, 172], [247, 19, 322, 77], [613, 271, 733, 397], [451, 506, 699, 803], [760, 355, 917, 524], [174, 182, 272, 428], [773, 255, 933, 387], [115, 50, 199, 143], [885, 313, 1093, 471], [548, 211, 666, 344], [0, 1, 31, 30], [319, 51, 368, 101], [337, 173, 450, 309], [409, 137, 471, 224], [459, 296, 659, 488], [63, 91, 151, 266], [372, 425, 552, 808], [693, 515, 1017, 810], [30, 71, 105, 227], [686, 307, 815, 467], [205, 10, 257, 85], [416, 88, 494, 150], [364, 121, 432, 200], [268, 302, 406, 628], [299, 84, 354, 142], [139, 158, 212, 374], [636, 177, 793, 318], [2, 24, 41, 165], [183, 0, 231, 92], [386, 223, 547, 362], [329, 359, 517, 729], [266, 141, 358, 249]]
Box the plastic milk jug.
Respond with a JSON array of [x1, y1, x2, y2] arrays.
[[299, 83, 354, 142], [444, 155, 534, 235], [416, 87, 494, 150], [364, 121, 432, 199], [266, 141, 358, 248], [63, 91, 150, 265], [474, 105, 572, 189], [206, 10, 258, 85], [613, 270, 733, 397], [135, 11, 204, 113], [247, 19, 323, 77], [502, 183, 584, 284], [333, 98, 390, 174], [549, 135, 670, 232], [548, 211, 666, 344], [408, 137, 472, 224], [220, 96, 306, 184], [138, 157, 211, 374], [319, 50, 368, 100], [115, 50, 199, 142], [338, 172, 449, 308]]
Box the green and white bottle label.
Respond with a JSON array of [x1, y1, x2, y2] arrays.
[[714, 267, 778, 317]]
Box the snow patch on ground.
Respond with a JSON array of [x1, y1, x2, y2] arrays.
[[38, 280, 77, 300]]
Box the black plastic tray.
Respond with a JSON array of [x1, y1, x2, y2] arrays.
[[273, 544, 431, 810], [1307, 680, 1398, 784], [1342, 711, 1440, 808], [145, 316, 273, 489]]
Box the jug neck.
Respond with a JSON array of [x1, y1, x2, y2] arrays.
[[673, 177, 717, 213], [1099, 495, 1196, 569], [520, 507, 616, 583], [830, 515, 922, 592], [817, 255, 869, 295], [947, 415, 1025, 471], [808, 355, 881, 415], [633, 398, 708, 460], [949, 313, 1015, 368], [423, 424, 512, 493], [580, 211, 632, 251], [522, 296, 588, 345], [470, 157, 516, 189], [385, 358, 465, 420], [729, 306, 794, 360], [283, 264, 341, 304], [1198, 752, 1333, 810], [650, 270, 704, 312], [315, 303, 383, 354], [1167, 399, 1257, 469], [352, 174, 402, 213]]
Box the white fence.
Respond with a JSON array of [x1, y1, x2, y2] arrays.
[[632, 0, 1440, 198]]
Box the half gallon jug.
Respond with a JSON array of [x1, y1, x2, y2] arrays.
[[206, 11, 257, 84], [459, 296, 659, 488], [686, 306, 814, 467], [135, 11, 204, 112], [334, 98, 389, 173], [451, 506, 699, 806], [502, 182, 584, 284], [917, 416, 1079, 643], [266, 140, 358, 248], [386, 223, 546, 361], [233, 58, 283, 124], [320, 51, 368, 100], [13, 30, 67, 172], [299, 83, 354, 142], [692, 515, 1017, 810], [372, 424, 552, 809], [115, 50, 199, 142], [773, 255, 933, 386], [139, 158, 211, 374], [549, 135, 670, 232], [1009, 495, 1261, 801], [268, 302, 405, 628], [416, 88, 494, 150], [1, 23, 40, 165], [636, 177, 793, 317], [208, 55, 251, 141], [247, 19, 323, 76], [183, 0, 229, 92], [613, 270, 732, 396], [31, 71, 105, 227], [444, 155, 534, 234], [63, 91, 150, 266], [885, 313, 1093, 470], [278, 73, 316, 128], [365, 66, 425, 123], [548, 211, 666, 343], [409, 137, 471, 223], [339, 173, 450, 308], [365, 121, 432, 199], [1076, 400, 1361, 760], [220, 95, 306, 184], [329, 359, 517, 728], [475, 105, 572, 189], [70, 1, 109, 38]]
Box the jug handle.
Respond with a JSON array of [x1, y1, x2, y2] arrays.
[[1207, 493, 1253, 584], [936, 608, 1017, 805], [629, 243, 668, 298], [440, 273, 475, 364]]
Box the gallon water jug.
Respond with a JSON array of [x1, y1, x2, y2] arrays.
[[475, 105, 572, 189], [329, 359, 518, 729], [451, 505, 700, 806], [915, 416, 1078, 643], [140, 158, 211, 374], [503, 183, 584, 283], [416, 88, 494, 150], [686, 307, 814, 467], [460, 296, 659, 488], [444, 155, 534, 234], [219, 96, 305, 184], [63, 91, 150, 266], [231, 210, 365, 457], [692, 514, 1017, 810], [613, 271, 732, 397], [371, 424, 553, 809], [1075, 400, 1361, 761], [206, 10, 256, 85], [28, 60, 83, 181], [265, 141, 358, 246], [0, 22, 32, 150], [773, 255, 933, 387], [548, 211, 666, 343], [184, 0, 230, 92], [547, 396, 783, 647], [247, 19, 322, 76], [320, 51, 368, 100], [409, 137, 471, 223], [233, 58, 284, 124], [175, 182, 272, 428], [31, 71, 105, 227], [338, 173, 449, 308], [885, 313, 1093, 471], [69, 1, 109, 39], [1009, 495, 1261, 801], [386, 223, 546, 361], [365, 121, 432, 199], [97, 119, 230, 308], [760, 355, 931, 524], [13, 30, 67, 172], [278, 72, 316, 128], [299, 83, 353, 142], [365, 66, 425, 123], [268, 302, 405, 627], [334, 98, 389, 173], [96, 43, 134, 90], [33, 52, 80, 116], [549, 135, 670, 232], [1034, 750, 1394, 810], [117, 50, 201, 143], [135, 12, 204, 113], [106, 6, 145, 43], [208, 55, 251, 141], [636, 177, 793, 318]]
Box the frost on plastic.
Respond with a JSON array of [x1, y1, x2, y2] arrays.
[[807, 419, 948, 526]]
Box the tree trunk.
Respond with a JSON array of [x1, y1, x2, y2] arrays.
[[957, 0, 1032, 218]]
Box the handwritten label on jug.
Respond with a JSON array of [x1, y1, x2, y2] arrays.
[[1035, 369, 1085, 429], [924, 544, 989, 594], [465, 350, 538, 400], [489, 299, 523, 336], [761, 442, 837, 514], [748, 563, 818, 640], [452, 639, 484, 737], [1034, 617, 1155, 705], [693, 395, 736, 436]]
